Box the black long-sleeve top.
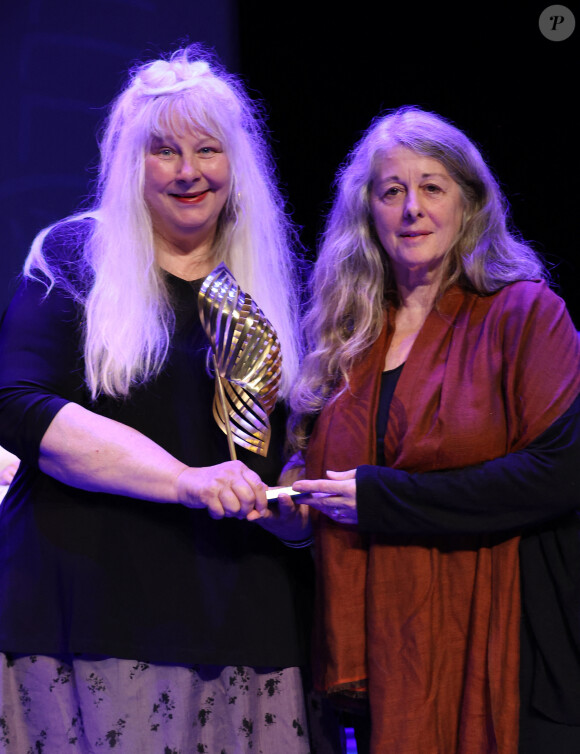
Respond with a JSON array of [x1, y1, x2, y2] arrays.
[[0, 221, 313, 668]]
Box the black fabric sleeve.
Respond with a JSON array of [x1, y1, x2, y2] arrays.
[[0, 277, 84, 465], [356, 392, 580, 536]]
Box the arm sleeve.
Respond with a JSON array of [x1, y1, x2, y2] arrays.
[[356, 392, 580, 536], [0, 277, 84, 465]]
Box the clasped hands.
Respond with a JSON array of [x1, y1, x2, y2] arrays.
[[175, 460, 311, 541], [175, 460, 358, 531]]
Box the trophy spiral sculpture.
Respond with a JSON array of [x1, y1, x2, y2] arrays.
[[197, 263, 282, 458]]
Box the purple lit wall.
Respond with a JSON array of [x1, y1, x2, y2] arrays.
[[0, 0, 238, 312]]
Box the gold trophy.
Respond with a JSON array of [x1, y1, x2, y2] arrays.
[[198, 263, 282, 460]]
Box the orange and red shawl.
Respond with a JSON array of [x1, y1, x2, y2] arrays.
[[305, 281, 580, 754]]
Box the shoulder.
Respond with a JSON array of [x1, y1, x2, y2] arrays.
[[499, 281, 576, 342], [31, 216, 95, 295], [473, 280, 570, 328], [449, 280, 578, 363], [487, 280, 578, 373], [41, 217, 94, 267], [491, 279, 562, 309]]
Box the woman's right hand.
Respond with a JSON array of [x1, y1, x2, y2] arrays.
[[176, 460, 268, 519], [38, 403, 268, 517]]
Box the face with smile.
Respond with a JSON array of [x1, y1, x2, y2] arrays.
[[369, 146, 465, 285], [144, 128, 231, 252]]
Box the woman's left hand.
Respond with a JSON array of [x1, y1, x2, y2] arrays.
[[247, 491, 312, 542], [292, 469, 358, 525]]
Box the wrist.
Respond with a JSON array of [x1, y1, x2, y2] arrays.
[[278, 535, 314, 549], [276, 519, 313, 546], [174, 463, 197, 505]]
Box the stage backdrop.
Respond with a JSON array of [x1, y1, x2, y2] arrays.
[[1, 1, 578, 327], [238, 1, 579, 326]]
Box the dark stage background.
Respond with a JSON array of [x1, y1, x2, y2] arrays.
[[1, 1, 578, 326]]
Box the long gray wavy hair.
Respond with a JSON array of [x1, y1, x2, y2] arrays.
[[289, 106, 546, 450]]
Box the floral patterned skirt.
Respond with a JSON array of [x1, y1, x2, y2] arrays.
[[0, 653, 312, 753]]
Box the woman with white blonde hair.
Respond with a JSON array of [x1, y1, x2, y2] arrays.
[[0, 46, 313, 753], [290, 107, 580, 753]]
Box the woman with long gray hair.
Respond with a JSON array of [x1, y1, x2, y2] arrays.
[[290, 107, 580, 753], [0, 46, 314, 753]]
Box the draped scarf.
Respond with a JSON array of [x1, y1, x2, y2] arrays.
[[305, 281, 580, 753]]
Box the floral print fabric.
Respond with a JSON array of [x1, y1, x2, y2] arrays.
[[0, 653, 311, 753]]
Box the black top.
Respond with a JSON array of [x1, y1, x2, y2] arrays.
[[375, 363, 404, 466], [0, 221, 313, 668]]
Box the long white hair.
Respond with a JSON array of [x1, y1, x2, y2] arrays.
[[25, 45, 301, 399]]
